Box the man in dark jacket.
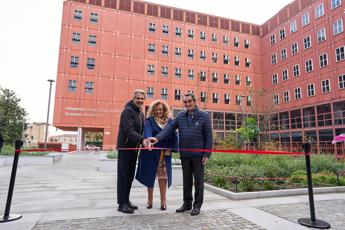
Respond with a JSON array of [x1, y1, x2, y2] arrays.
[[117, 89, 150, 214], [149, 92, 212, 216]]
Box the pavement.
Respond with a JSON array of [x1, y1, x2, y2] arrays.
[[0, 151, 344, 230]]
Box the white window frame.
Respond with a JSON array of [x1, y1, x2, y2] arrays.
[[317, 28, 326, 43], [283, 91, 290, 103], [338, 74, 345, 89], [315, 3, 324, 19], [307, 83, 315, 97], [319, 53, 328, 68], [333, 18, 344, 35], [305, 59, 313, 73], [273, 94, 279, 105], [302, 12, 310, 27], [281, 48, 287, 60], [290, 20, 297, 34], [304, 35, 311, 49], [272, 54, 277, 64], [321, 79, 331, 93], [335, 46, 345, 62], [331, 0, 342, 9], [272, 73, 278, 85], [294, 87, 302, 100], [282, 69, 289, 81], [291, 42, 298, 55], [293, 64, 300, 77]]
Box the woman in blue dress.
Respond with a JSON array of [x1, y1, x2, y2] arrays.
[[136, 100, 177, 210]]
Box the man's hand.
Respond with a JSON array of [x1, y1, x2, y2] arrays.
[[142, 139, 153, 150], [148, 137, 159, 145], [202, 157, 209, 165]]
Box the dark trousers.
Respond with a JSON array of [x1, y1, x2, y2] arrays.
[[181, 157, 204, 209], [117, 150, 138, 205]]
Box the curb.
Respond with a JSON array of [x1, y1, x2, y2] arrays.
[[204, 183, 345, 200]]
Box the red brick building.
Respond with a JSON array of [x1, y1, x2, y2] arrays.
[[53, 0, 345, 152]]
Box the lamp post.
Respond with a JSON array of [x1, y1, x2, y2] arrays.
[[44, 79, 55, 149], [240, 95, 246, 149]]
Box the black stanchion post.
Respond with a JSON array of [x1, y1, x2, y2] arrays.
[[298, 142, 331, 229], [0, 140, 23, 223]]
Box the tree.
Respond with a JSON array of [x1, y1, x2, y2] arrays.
[[236, 117, 260, 143], [0, 87, 27, 144]]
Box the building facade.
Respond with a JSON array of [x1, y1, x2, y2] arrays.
[[53, 0, 345, 151]]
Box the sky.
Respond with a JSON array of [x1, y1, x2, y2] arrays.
[[0, 0, 294, 128]]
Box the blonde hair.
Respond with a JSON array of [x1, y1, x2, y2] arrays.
[[133, 89, 145, 99], [146, 100, 171, 120]]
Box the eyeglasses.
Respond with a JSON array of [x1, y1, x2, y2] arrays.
[[183, 99, 193, 104]]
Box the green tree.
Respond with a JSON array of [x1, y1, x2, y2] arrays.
[[236, 117, 260, 142], [0, 87, 27, 144]]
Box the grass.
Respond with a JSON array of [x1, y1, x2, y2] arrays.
[[0, 145, 50, 156], [205, 153, 345, 192]]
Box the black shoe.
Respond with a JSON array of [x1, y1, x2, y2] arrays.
[[117, 204, 134, 214], [146, 203, 152, 209], [161, 205, 166, 210], [191, 207, 200, 216], [128, 201, 138, 210], [176, 204, 192, 213]]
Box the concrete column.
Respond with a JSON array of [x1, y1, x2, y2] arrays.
[[77, 127, 85, 150]]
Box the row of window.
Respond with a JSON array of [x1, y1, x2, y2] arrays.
[[68, 80, 94, 93], [70, 56, 95, 69], [72, 32, 97, 46], [270, 0, 342, 45], [271, 26, 343, 65], [74, 10, 99, 23], [273, 74, 345, 104], [271, 46, 345, 78]]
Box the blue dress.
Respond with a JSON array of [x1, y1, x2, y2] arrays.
[[135, 117, 177, 188]]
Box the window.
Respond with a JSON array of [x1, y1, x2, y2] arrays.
[[70, 56, 79, 68], [188, 69, 194, 80], [307, 83, 315, 96], [282, 69, 288, 81], [200, 71, 206, 81], [162, 45, 169, 55], [72, 32, 81, 43], [161, 88, 168, 100], [317, 28, 326, 43], [234, 37, 239, 47], [211, 33, 217, 43], [246, 76, 251, 86], [148, 43, 155, 53], [283, 91, 290, 103], [224, 74, 230, 84], [304, 36, 311, 49], [305, 59, 313, 72], [295, 87, 302, 100], [200, 92, 207, 102], [200, 51, 206, 60], [244, 39, 250, 48], [87, 58, 95, 69], [273, 94, 279, 105], [333, 18, 344, 35], [175, 68, 181, 78], [319, 53, 328, 68], [272, 54, 277, 64], [188, 49, 194, 59], [175, 27, 182, 36], [68, 80, 77, 92], [212, 53, 218, 63], [222, 54, 229, 64], [147, 64, 155, 75], [88, 34, 96, 46], [223, 35, 229, 45], [339, 74, 345, 89], [281, 48, 287, 60], [200, 31, 206, 41], [234, 56, 240, 66], [147, 87, 154, 98], [74, 9, 82, 20], [224, 94, 230, 104], [291, 42, 298, 55], [212, 93, 219, 103], [174, 89, 181, 100], [148, 23, 156, 32], [270, 34, 276, 45], [336, 46, 345, 62], [236, 95, 242, 105], [272, 73, 278, 84], [175, 47, 181, 57], [161, 66, 168, 77], [279, 28, 286, 40], [212, 72, 218, 83], [245, 58, 251, 67], [331, 0, 342, 9], [162, 24, 169, 34], [85, 81, 94, 94], [321, 79, 331, 93], [90, 12, 98, 23], [315, 3, 324, 19], [293, 64, 300, 77], [188, 29, 194, 39], [302, 12, 310, 26], [290, 20, 297, 33], [247, 96, 252, 106], [235, 75, 241, 85]]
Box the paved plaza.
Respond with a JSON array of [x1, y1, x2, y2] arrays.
[[0, 152, 345, 230]]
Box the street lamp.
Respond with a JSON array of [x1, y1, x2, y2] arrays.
[[44, 79, 55, 149]]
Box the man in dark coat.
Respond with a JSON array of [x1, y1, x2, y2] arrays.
[[117, 89, 150, 214], [149, 92, 212, 216]]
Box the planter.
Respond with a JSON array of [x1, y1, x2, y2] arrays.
[[0, 152, 63, 166], [205, 183, 345, 200]]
